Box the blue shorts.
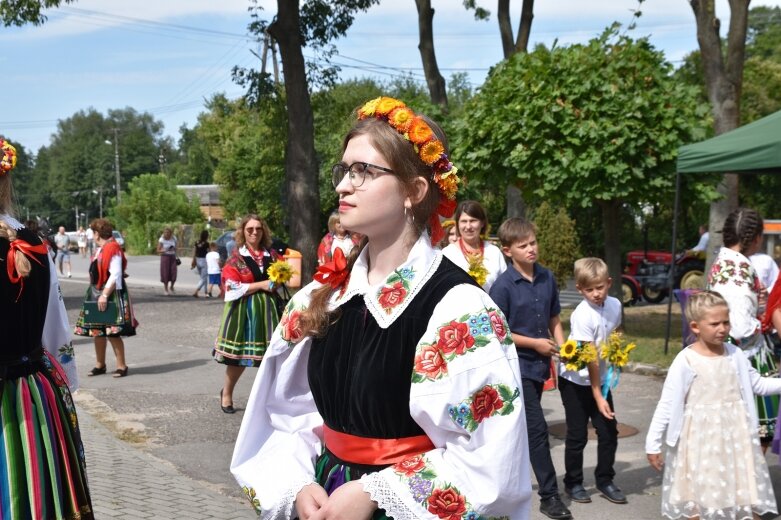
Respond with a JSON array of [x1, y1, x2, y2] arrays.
[[208, 274, 221, 285]]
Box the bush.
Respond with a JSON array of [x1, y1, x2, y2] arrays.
[[532, 202, 581, 290]]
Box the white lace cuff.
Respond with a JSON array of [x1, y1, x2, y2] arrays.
[[260, 478, 316, 520], [360, 472, 418, 520]]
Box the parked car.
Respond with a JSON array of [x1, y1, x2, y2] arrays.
[[112, 230, 125, 250]]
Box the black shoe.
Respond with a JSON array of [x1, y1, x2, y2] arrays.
[[539, 496, 572, 520], [596, 482, 627, 504], [87, 365, 106, 376], [220, 389, 236, 414], [565, 484, 591, 503]]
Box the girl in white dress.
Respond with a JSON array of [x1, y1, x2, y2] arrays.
[[646, 290, 781, 519]]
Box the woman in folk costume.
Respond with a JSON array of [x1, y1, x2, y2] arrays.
[[231, 97, 531, 519], [74, 218, 136, 378], [707, 207, 779, 444], [0, 138, 93, 519]]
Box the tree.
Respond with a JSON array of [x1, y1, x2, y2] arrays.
[[453, 26, 710, 298], [238, 0, 379, 283], [415, 0, 448, 108], [114, 174, 202, 254], [0, 0, 74, 26], [689, 0, 750, 265]]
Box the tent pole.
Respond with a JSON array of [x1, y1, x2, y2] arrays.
[[664, 170, 682, 354]]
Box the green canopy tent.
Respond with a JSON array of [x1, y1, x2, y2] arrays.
[[664, 109, 781, 352]]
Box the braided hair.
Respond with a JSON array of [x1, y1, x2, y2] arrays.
[[722, 207, 763, 255]]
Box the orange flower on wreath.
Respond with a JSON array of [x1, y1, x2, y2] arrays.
[[388, 107, 415, 132], [407, 117, 434, 145], [376, 97, 405, 115], [419, 140, 445, 165], [435, 172, 460, 200]]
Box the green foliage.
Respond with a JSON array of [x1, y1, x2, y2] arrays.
[[531, 202, 581, 289], [166, 125, 216, 185], [0, 0, 73, 26], [454, 25, 710, 210], [115, 174, 202, 254]]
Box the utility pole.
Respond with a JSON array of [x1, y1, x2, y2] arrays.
[[111, 128, 121, 204]]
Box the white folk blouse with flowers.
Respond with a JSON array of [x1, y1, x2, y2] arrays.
[[441, 240, 507, 292], [231, 234, 531, 519]]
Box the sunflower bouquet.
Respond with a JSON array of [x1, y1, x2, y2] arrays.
[[267, 260, 296, 286], [559, 339, 598, 372], [466, 254, 488, 287], [599, 331, 636, 397]]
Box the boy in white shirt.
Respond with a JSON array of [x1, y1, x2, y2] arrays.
[[205, 242, 222, 298], [559, 258, 625, 505]]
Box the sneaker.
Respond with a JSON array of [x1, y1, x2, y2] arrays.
[[539, 496, 572, 520], [67, 272, 72, 278]]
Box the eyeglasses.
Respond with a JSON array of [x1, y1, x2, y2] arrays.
[[331, 162, 394, 189], [245, 227, 263, 234]]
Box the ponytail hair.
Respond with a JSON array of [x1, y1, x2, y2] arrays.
[[0, 221, 32, 278]]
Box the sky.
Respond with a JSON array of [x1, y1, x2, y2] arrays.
[[2, 0, 781, 154]]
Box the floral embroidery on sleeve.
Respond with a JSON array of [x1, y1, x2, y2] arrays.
[[392, 455, 509, 520], [709, 258, 756, 288], [58, 342, 74, 364], [413, 308, 507, 383], [377, 267, 416, 313], [279, 303, 305, 344], [448, 384, 521, 432]]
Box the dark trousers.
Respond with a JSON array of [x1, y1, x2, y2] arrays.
[[521, 377, 560, 499], [558, 377, 618, 488]]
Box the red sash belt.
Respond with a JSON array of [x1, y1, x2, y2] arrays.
[[323, 425, 434, 466]]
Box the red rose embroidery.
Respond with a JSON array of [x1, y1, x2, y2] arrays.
[[437, 321, 475, 356], [414, 343, 448, 380], [378, 281, 407, 312], [470, 385, 504, 423], [427, 487, 468, 520], [488, 311, 507, 342], [393, 454, 426, 477], [281, 309, 303, 343]]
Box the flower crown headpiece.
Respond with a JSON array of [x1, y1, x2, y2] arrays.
[[0, 139, 17, 175], [357, 96, 461, 243]]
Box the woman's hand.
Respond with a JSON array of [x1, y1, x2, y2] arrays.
[[308, 481, 377, 520], [647, 453, 664, 471], [97, 294, 108, 311], [295, 483, 329, 520]]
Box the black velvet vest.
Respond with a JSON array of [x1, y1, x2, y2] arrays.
[[0, 228, 50, 364], [308, 257, 478, 439]]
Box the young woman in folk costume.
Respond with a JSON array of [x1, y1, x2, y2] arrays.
[[0, 138, 93, 519], [442, 200, 507, 292], [231, 97, 531, 519]]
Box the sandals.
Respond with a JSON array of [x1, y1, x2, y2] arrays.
[[87, 365, 107, 376], [112, 367, 129, 378]]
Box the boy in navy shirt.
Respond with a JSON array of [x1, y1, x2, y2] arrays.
[[489, 218, 571, 520]]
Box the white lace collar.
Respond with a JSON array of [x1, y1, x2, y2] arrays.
[[0, 213, 24, 230], [329, 233, 442, 329]]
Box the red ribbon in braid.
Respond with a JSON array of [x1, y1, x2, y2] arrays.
[[6, 238, 49, 301]]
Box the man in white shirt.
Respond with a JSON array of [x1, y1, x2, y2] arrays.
[[690, 225, 709, 253], [53, 226, 72, 277]]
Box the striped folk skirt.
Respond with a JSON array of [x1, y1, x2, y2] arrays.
[[752, 343, 779, 442], [213, 291, 279, 367], [0, 353, 93, 519], [315, 449, 390, 520]]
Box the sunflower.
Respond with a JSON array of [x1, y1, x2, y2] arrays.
[[407, 117, 434, 144], [580, 343, 598, 364], [419, 140, 445, 165], [565, 363, 581, 372], [376, 96, 405, 116], [267, 260, 296, 285], [560, 340, 578, 360], [358, 97, 381, 118], [624, 342, 637, 354], [388, 107, 415, 132]]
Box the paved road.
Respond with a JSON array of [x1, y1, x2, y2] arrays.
[[59, 253, 781, 519]]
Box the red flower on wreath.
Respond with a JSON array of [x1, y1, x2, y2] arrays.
[[488, 311, 507, 342], [378, 281, 407, 312], [427, 487, 468, 520], [437, 321, 475, 356], [393, 454, 427, 477], [471, 385, 504, 423], [414, 343, 448, 380]]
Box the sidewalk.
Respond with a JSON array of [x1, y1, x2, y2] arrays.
[[77, 405, 255, 519]]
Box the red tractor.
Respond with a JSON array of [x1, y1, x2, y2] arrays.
[[621, 249, 706, 306]]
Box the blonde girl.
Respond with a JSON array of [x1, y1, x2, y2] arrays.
[[646, 290, 781, 519]]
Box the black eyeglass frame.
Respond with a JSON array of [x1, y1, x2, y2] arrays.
[[331, 161, 394, 188]]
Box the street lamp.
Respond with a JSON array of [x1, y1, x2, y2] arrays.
[[105, 128, 121, 204], [92, 189, 103, 218]]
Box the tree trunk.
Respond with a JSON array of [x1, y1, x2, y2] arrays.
[[689, 0, 749, 268], [268, 2, 320, 284], [505, 184, 525, 218], [599, 199, 623, 301], [497, 0, 514, 59], [414, 0, 448, 108], [515, 0, 534, 54]]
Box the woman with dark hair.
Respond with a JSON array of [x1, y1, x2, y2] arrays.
[[74, 218, 136, 378], [213, 214, 280, 414], [442, 200, 507, 291], [0, 138, 94, 518], [231, 98, 530, 518], [192, 229, 210, 297], [707, 207, 778, 444]]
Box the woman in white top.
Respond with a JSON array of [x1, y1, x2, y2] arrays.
[[442, 200, 506, 292]]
